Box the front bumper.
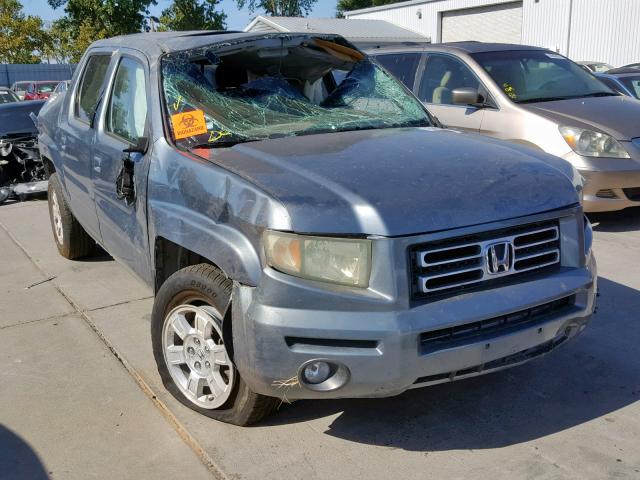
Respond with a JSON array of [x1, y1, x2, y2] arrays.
[[565, 146, 640, 212], [232, 210, 596, 401]]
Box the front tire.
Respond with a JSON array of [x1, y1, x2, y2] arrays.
[[47, 173, 94, 259], [151, 264, 279, 426]]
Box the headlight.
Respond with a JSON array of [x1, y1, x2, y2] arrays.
[[559, 126, 630, 158], [264, 231, 371, 288]]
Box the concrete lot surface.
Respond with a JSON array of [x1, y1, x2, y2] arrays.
[[1, 199, 639, 480]]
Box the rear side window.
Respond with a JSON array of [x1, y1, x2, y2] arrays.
[[375, 53, 421, 89], [106, 57, 148, 143], [75, 55, 111, 124]]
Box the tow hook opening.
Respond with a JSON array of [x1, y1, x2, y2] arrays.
[[298, 359, 350, 392]]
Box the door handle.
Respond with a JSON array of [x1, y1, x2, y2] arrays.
[[93, 158, 102, 174]]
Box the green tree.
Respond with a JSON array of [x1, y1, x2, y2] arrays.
[[336, 0, 399, 17], [47, 0, 157, 62], [236, 0, 318, 17], [48, 0, 157, 38], [160, 0, 226, 31], [0, 0, 47, 63]]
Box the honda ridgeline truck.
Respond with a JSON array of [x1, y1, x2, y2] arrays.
[[37, 32, 596, 425]]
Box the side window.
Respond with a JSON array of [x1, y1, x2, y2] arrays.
[[375, 53, 421, 89], [418, 55, 480, 105], [75, 55, 111, 124], [107, 57, 148, 143]]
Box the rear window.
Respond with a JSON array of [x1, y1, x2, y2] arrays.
[[75, 55, 111, 124], [37, 82, 60, 93], [375, 53, 421, 89]]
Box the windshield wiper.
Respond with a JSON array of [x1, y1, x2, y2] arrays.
[[188, 138, 261, 149], [517, 91, 619, 104], [516, 96, 573, 104], [580, 92, 620, 98], [295, 119, 431, 137]]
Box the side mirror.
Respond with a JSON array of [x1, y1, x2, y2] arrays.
[[123, 136, 149, 155], [452, 87, 482, 106]]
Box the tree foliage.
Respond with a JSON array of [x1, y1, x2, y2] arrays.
[[46, 0, 157, 62], [0, 0, 47, 63], [160, 0, 226, 31], [236, 0, 318, 17], [336, 0, 399, 17], [48, 0, 158, 36]]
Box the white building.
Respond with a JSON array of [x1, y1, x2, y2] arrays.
[[244, 16, 429, 47], [345, 0, 640, 67]]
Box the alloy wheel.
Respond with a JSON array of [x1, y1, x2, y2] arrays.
[[162, 304, 234, 409]]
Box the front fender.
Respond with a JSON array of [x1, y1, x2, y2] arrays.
[[150, 201, 263, 286], [147, 139, 292, 287]]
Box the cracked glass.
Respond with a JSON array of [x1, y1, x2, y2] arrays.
[[160, 35, 432, 152]]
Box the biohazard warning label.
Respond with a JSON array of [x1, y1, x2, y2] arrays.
[[171, 110, 207, 140]]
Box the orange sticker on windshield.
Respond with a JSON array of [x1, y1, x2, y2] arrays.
[[171, 109, 207, 140]]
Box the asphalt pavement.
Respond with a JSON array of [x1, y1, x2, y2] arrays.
[[1, 198, 639, 480]]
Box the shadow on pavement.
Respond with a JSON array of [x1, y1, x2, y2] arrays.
[[589, 206, 640, 233], [0, 424, 49, 479], [264, 277, 639, 451]]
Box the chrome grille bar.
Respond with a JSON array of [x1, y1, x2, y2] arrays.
[[414, 222, 560, 296]]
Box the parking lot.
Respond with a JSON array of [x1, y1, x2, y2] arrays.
[[0, 198, 638, 479]]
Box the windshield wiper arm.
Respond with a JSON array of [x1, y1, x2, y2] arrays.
[[580, 92, 619, 97], [188, 138, 261, 149], [517, 96, 573, 104]]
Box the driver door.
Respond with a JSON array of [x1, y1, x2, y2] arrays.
[[92, 52, 151, 280], [417, 54, 484, 132]]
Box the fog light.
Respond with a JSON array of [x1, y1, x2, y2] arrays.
[[302, 361, 331, 384]]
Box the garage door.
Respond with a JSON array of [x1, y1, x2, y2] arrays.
[[441, 2, 523, 43]]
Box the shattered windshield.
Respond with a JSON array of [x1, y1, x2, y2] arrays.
[[161, 35, 432, 150]]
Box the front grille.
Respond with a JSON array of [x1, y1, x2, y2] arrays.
[[419, 295, 575, 353], [596, 189, 618, 199], [410, 220, 561, 300], [623, 187, 640, 201]]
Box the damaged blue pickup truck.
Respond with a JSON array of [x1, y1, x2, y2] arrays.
[[37, 31, 596, 425]]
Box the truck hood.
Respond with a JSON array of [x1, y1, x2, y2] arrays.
[[520, 95, 640, 141], [205, 128, 579, 236], [0, 100, 44, 137]]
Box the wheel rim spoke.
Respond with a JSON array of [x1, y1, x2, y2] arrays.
[[211, 344, 228, 366], [194, 312, 210, 338], [171, 313, 192, 340], [206, 372, 226, 397], [166, 345, 186, 365], [186, 372, 205, 398]]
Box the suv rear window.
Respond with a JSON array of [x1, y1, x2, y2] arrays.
[[375, 53, 421, 89], [75, 55, 111, 124]]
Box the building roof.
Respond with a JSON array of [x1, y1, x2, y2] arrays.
[[345, 0, 437, 17], [244, 16, 428, 43]]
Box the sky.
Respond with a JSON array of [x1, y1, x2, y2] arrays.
[[23, 0, 339, 31]]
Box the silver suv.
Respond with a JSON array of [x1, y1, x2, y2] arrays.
[[371, 42, 640, 213], [38, 32, 596, 425]]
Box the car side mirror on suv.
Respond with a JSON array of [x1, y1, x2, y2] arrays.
[[452, 87, 483, 106]]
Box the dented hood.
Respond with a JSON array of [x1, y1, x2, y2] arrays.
[[207, 128, 578, 236]]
